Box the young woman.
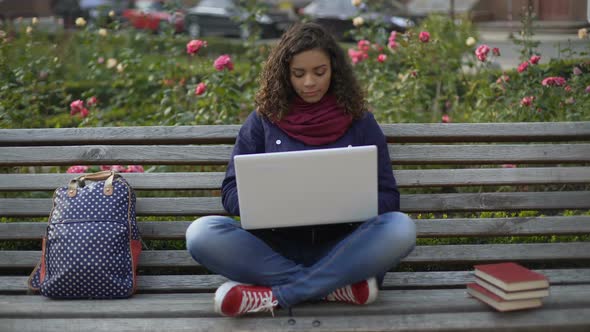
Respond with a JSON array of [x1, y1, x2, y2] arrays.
[[185, 22, 416, 317]]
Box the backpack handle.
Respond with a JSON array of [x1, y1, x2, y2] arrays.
[[67, 171, 119, 197], [82, 170, 119, 182]]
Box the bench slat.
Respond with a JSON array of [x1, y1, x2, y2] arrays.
[[2, 216, 589, 240], [2, 286, 590, 317], [1, 122, 588, 145], [2, 144, 590, 166], [115, 242, 590, 266], [2, 167, 589, 191], [2, 191, 588, 217], [392, 144, 590, 164], [0, 126, 244, 146], [414, 215, 590, 237], [1, 287, 589, 322], [2, 269, 589, 293], [2, 243, 589, 269], [3, 308, 590, 332], [0, 173, 226, 191], [380, 122, 590, 143]]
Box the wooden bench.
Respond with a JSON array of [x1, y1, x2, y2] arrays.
[[1, 122, 590, 331]]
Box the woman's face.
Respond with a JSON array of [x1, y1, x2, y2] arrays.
[[289, 48, 332, 104]]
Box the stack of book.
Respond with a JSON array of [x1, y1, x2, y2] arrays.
[[466, 262, 550, 312]]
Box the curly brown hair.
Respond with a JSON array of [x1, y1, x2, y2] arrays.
[[255, 22, 367, 121]]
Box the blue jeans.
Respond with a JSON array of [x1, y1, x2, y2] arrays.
[[185, 211, 416, 308]]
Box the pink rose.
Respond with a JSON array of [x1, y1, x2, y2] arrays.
[[372, 43, 383, 52], [389, 31, 397, 41], [110, 165, 127, 172], [70, 99, 89, 117], [213, 54, 233, 71], [586, 85, 590, 93], [475, 44, 490, 56], [70, 99, 84, 114], [541, 76, 566, 87], [125, 165, 144, 173], [66, 165, 89, 173], [520, 96, 535, 107], [100, 165, 127, 172], [348, 48, 368, 64], [388, 31, 398, 49], [79, 108, 89, 118], [517, 61, 529, 73], [492, 47, 500, 56], [529, 55, 541, 65], [496, 74, 510, 84], [194, 82, 207, 95], [377, 54, 387, 63], [564, 85, 572, 92], [357, 40, 370, 53], [573, 67, 582, 75], [418, 31, 430, 43], [441, 114, 450, 123], [87, 96, 98, 107], [97, 57, 104, 64], [475, 44, 490, 62], [186, 39, 207, 55]]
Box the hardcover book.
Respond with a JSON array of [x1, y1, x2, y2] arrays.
[[474, 277, 550, 300], [473, 262, 549, 292], [466, 283, 543, 312]]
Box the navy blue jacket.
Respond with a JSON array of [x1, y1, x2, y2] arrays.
[[221, 110, 400, 219]]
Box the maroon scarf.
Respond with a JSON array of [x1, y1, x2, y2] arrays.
[[276, 94, 353, 145]]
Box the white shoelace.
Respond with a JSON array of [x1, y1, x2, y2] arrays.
[[327, 286, 357, 303], [239, 290, 278, 317]]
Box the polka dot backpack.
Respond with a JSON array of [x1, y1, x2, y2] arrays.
[[27, 171, 142, 299]]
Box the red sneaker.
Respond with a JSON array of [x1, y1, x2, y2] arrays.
[[324, 277, 379, 305], [214, 281, 279, 317]]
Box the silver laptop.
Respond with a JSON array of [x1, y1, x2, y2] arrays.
[[234, 145, 378, 230]]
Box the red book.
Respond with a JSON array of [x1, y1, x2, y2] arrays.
[[474, 262, 549, 292], [475, 277, 550, 300], [466, 283, 543, 312]]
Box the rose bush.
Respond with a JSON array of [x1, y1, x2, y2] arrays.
[[1, 1, 588, 129], [350, 3, 589, 123]]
